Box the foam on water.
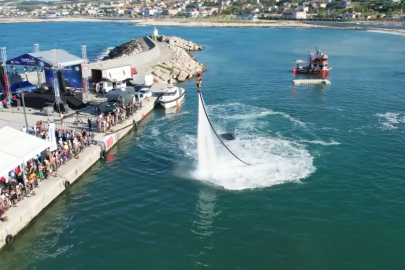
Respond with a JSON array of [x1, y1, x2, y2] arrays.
[[209, 102, 307, 127], [375, 112, 405, 130], [193, 97, 316, 190], [96, 47, 114, 61], [300, 139, 341, 146], [367, 30, 405, 37]]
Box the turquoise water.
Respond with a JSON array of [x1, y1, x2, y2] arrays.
[[1, 22, 405, 269]]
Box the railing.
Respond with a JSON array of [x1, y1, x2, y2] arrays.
[[43, 121, 94, 133]]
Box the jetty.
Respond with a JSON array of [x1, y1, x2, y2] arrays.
[[292, 79, 331, 85], [0, 29, 204, 249]]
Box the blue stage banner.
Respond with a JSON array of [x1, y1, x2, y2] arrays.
[[45, 64, 83, 89], [6, 54, 51, 67]]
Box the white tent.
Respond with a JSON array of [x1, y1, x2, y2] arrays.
[[0, 152, 23, 178], [0, 126, 50, 163]]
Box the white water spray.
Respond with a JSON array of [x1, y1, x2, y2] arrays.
[[197, 95, 217, 178]]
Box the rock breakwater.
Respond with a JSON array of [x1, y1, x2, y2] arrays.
[[152, 36, 207, 84], [103, 38, 143, 60]]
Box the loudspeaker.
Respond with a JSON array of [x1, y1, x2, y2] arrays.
[[57, 71, 67, 93], [43, 106, 52, 116]]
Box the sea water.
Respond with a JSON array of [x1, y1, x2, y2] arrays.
[[0, 22, 405, 270]]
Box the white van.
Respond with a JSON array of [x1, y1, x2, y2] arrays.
[[131, 74, 154, 87], [97, 81, 113, 93]]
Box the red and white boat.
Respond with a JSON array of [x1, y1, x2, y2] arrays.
[[294, 48, 332, 76]]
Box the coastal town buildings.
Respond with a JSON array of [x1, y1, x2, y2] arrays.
[[282, 10, 307, 19], [0, 0, 403, 20]]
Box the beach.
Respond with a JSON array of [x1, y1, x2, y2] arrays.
[[1, 17, 404, 35]]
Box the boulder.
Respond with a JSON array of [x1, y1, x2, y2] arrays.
[[187, 72, 193, 79], [103, 38, 143, 60], [153, 69, 163, 78], [159, 68, 171, 75], [172, 68, 180, 76], [177, 71, 188, 82], [162, 62, 173, 69], [160, 73, 171, 82], [186, 69, 195, 76]]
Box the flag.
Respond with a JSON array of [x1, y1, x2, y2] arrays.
[[48, 123, 57, 151], [293, 66, 296, 77], [3, 75, 8, 93]]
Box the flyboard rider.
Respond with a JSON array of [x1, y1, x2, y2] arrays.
[[196, 72, 202, 92]]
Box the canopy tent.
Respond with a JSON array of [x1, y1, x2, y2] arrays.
[[0, 152, 23, 178], [0, 126, 50, 163], [6, 49, 84, 68]]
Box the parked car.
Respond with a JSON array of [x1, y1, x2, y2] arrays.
[[139, 88, 152, 98], [134, 84, 150, 92]]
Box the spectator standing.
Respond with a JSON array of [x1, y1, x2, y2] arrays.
[[88, 118, 92, 131]]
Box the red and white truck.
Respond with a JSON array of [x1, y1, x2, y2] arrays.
[[91, 65, 136, 83]]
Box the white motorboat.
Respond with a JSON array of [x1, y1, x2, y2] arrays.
[[158, 84, 185, 109]]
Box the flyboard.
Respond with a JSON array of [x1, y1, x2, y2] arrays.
[[198, 91, 252, 166]]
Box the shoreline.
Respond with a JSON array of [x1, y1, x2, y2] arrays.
[[1, 17, 404, 36]]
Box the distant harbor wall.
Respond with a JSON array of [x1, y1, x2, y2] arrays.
[[83, 36, 160, 80]]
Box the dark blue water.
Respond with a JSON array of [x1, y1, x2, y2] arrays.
[[0, 22, 405, 270]]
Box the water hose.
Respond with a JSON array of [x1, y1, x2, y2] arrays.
[[198, 92, 252, 166]]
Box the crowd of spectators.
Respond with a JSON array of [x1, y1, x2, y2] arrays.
[[96, 103, 137, 132], [0, 99, 142, 222], [0, 124, 93, 223]]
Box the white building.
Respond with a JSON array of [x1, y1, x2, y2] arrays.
[[186, 9, 199, 17], [59, 9, 69, 16], [144, 8, 157, 16], [282, 11, 306, 19], [339, 0, 351, 8], [87, 10, 97, 16], [198, 9, 208, 16]]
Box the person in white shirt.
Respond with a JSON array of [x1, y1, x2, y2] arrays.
[[21, 126, 26, 133]]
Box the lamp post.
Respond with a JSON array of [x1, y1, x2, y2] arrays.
[[21, 93, 29, 133], [1, 47, 10, 98]]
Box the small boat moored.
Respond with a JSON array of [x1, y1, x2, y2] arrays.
[[158, 84, 185, 109]]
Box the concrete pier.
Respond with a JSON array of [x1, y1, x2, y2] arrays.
[[0, 83, 169, 249], [0, 32, 186, 249]]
